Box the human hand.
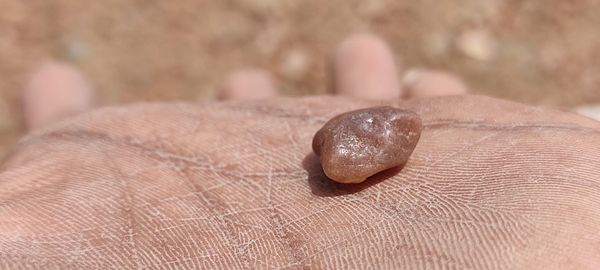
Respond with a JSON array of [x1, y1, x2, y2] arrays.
[[2, 35, 599, 269]]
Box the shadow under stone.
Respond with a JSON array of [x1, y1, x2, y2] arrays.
[[302, 152, 404, 197]]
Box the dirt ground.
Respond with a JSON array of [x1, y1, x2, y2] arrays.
[[1, 0, 600, 156]]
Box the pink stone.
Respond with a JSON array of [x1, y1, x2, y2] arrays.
[[312, 106, 422, 184]]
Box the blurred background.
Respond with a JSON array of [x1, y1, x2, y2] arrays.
[[1, 0, 600, 156]]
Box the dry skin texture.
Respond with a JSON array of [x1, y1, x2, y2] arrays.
[[312, 106, 422, 183], [1, 96, 600, 269]]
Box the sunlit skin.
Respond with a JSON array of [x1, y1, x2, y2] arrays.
[[2, 34, 599, 269]]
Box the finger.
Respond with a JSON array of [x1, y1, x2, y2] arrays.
[[402, 69, 468, 98], [331, 33, 402, 100], [22, 61, 94, 131], [217, 68, 277, 101]]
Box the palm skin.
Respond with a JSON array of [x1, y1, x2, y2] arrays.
[[1, 95, 599, 269]]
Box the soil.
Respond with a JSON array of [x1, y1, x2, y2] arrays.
[[2, 0, 600, 156]]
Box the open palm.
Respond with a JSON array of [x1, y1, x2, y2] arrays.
[[1, 95, 599, 269]]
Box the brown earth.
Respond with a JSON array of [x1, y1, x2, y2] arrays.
[[2, 0, 600, 156]]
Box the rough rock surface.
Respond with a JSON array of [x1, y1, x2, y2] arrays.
[[312, 106, 422, 183]]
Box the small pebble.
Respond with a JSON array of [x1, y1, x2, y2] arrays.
[[312, 106, 422, 184], [281, 48, 310, 80], [456, 29, 496, 61]]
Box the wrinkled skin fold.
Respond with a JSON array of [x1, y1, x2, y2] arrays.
[[1, 95, 599, 269]]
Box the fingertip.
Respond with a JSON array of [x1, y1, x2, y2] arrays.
[[218, 68, 277, 101], [23, 61, 94, 131], [402, 69, 468, 99], [331, 33, 402, 101]]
